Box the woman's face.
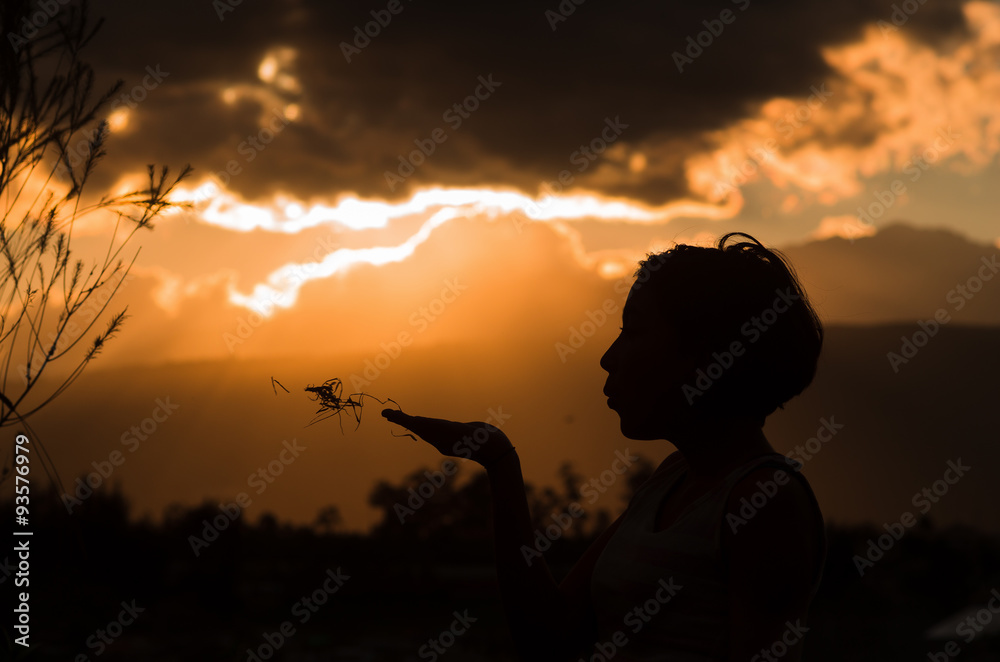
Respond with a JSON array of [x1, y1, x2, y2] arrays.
[[600, 282, 699, 440]]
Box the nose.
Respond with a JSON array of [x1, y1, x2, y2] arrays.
[[600, 335, 618, 374]]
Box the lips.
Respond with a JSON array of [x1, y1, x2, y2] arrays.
[[603, 379, 622, 407]]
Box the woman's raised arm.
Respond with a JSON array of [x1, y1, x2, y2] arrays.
[[381, 409, 591, 660]]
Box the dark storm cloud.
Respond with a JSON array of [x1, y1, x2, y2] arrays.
[[80, 0, 971, 203]]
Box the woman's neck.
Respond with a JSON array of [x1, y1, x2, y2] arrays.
[[669, 418, 775, 481]]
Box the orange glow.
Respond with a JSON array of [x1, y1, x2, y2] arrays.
[[165, 183, 745, 314], [258, 57, 278, 83], [108, 108, 130, 132], [682, 1, 1000, 214], [811, 214, 878, 241], [228, 206, 465, 313], [170, 181, 742, 236], [628, 152, 648, 173], [258, 47, 300, 93]]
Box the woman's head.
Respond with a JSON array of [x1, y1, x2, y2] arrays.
[[600, 232, 823, 441]]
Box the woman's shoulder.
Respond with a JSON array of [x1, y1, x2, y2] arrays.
[[652, 449, 686, 478], [723, 454, 823, 531], [720, 455, 826, 592]]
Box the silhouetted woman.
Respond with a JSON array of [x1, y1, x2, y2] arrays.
[[383, 232, 826, 661]]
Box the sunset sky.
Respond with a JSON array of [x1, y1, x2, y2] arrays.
[[10, 0, 1000, 534]]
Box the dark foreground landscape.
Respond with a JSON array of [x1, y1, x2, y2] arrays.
[[3, 457, 999, 662]]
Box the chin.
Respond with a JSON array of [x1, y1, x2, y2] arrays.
[[615, 404, 694, 441], [616, 414, 665, 441]]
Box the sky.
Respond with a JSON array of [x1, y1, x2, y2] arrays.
[[50, 0, 1000, 364], [4, 0, 1000, 533]]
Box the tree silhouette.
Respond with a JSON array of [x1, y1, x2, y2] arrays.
[[314, 504, 344, 534], [0, 0, 190, 484], [364, 458, 654, 545]]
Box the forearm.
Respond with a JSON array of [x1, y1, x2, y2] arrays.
[[486, 451, 578, 660]]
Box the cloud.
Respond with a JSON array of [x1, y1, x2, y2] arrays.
[[685, 2, 1000, 214], [809, 214, 878, 241], [77, 0, 976, 206], [163, 184, 739, 312]]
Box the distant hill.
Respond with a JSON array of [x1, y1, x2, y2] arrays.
[[782, 222, 1000, 325]]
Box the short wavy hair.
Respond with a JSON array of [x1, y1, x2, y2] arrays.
[[634, 232, 823, 424]]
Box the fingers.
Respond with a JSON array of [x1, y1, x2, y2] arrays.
[[381, 409, 427, 427], [381, 408, 403, 422], [380, 410, 464, 440]]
